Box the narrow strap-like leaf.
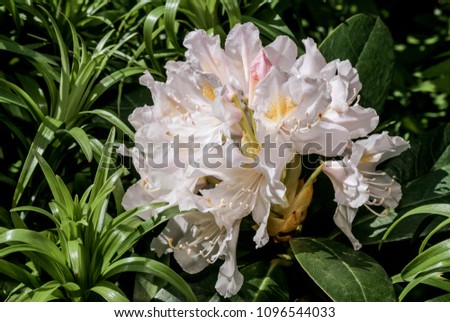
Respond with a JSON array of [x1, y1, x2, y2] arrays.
[[90, 280, 129, 302], [101, 257, 197, 301], [12, 116, 63, 207]]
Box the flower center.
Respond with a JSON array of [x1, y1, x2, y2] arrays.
[[168, 219, 226, 264], [265, 95, 296, 123], [202, 83, 216, 101]]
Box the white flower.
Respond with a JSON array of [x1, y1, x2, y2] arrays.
[[151, 212, 243, 298], [184, 23, 297, 105], [122, 21, 408, 297], [323, 132, 410, 249], [194, 143, 287, 248], [252, 67, 349, 157], [292, 38, 379, 140]]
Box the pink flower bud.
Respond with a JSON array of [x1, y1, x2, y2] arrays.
[[250, 50, 272, 82]]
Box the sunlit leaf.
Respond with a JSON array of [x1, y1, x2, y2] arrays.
[[12, 116, 63, 207], [102, 257, 197, 301], [90, 280, 129, 302], [290, 237, 396, 301], [66, 127, 94, 162], [80, 110, 135, 140]]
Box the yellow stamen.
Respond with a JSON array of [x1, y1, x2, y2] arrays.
[[202, 83, 216, 101], [265, 95, 296, 122]]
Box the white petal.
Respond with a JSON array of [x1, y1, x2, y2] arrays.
[[323, 158, 369, 208], [183, 29, 229, 84], [215, 220, 244, 298], [264, 35, 298, 71], [322, 104, 379, 139], [333, 205, 362, 250], [291, 121, 349, 157], [252, 196, 271, 248], [351, 132, 410, 168], [122, 179, 158, 220], [225, 23, 262, 93], [293, 38, 327, 78], [128, 105, 154, 130]]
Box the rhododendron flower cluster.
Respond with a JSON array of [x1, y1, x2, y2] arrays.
[[122, 23, 409, 297]]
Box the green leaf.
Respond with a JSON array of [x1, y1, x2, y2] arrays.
[[10, 206, 58, 225], [89, 127, 116, 204], [67, 239, 86, 289], [33, 150, 74, 217], [102, 257, 197, 301], [66, 127, 93, 162], [0, 77, 45, 123], [290, 237, 396, 301], [143, 6, 166, 73], [427, 293, 450, 302], [397, 272, 450, 301], [29, 281, 65, 302], [12, 116, 63, 207], [401, 239, 450, 281], [164, 0, 182, 52], [232, 259, 289, 301], [111, 206, 180, 262], [86, 67, 146, 112], [90, 280, 129, 302], [381, 204, 450, 252], [242, 15, 296, 43], [0, 259, 40, 288], [319, 14, 394, 112], [220, 0, 241, 28], [0, 230, 65, 266], [80, 110, 135, 140], [0, 229, 72, 282]]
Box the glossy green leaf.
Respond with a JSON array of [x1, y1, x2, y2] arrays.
[[102, 257, 197, 301], [290, 237, 396, 301], [111, 206, 180, 262], [232, 259, 289, 301], [10, 206, 58, 225], [220, 0, 241, 28], [381, 204, 450, 252], [401, 239, 450, 281], [66, 127, 93, 162], [320, 14, 394, 112], [29, 281, 65, 302], [90, 281, 129, 302], [0, 259, 40, 288], [33, 150, 73, 215], [242, 15, 296, 43], [89, 127, 116, 204], [0, 77, 45, 123], [0, 229, 66, 267], [86, 67, 146, 111], [143, 6, 166, 73], [3, 0, 21, 32], [80, 110, 135, 140], [67, 239, 86, 289], [12, 116, 63, 207], [398, 272, 450, 301], [164, 0, 182, 52]]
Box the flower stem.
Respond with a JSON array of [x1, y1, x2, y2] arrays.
[[302, 162, 324, 192], [231, 94, 258, 144]]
